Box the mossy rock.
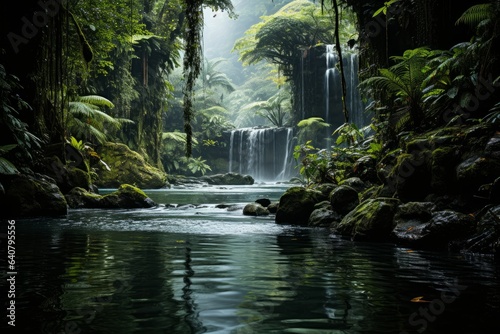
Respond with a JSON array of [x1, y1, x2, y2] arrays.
[[1, 173, 67, 218], [94, 142, 167, 189], [335, 197, 400, 241], [275, 186, 327, 225], [243, 203, 269, 216], [100, 184, 156, 208], [65, 184, 156, 209], [65, 187, 102, 208], [329, 185, 359, 215], [41, 156, 92, 193], [456, 155, 500, 192], [200, 173, 254, 185], [387, 151, 432, 201], [430, 146, 461, 194]]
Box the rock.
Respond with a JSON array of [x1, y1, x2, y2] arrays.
[[255, 198, 271, 207], [387, 151, 432, 201], [167, 175, 207, 187], [267, 202, 279, 214], [393, 209, 475, 250], [430, 146, 461, 194], [352, 155, 378, 183], [41, 156, 92, 193], [275, 186, 327, 225], [243, 203, 269, 216], [308, 201, 343, 227], [456, 155, 500, 193], [339, 177, 368, 193], [94, 142, 167, 189], [329, 185, 359, 215], [1, 173, 67, 218], [200, 172, 254, 185], [313, 183, 337, 198], [100, 184, 157, 208], [394, 201, 436, 222], [459, 205, 500, 256], [491, 177, 500, 203], [484, 135, 500, 159], [334, 198, 400, 241], [65, 184, 157, 209], [65, 187, 102, 208]]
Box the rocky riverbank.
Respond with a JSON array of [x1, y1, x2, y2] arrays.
[[260, 122, 500, 258]]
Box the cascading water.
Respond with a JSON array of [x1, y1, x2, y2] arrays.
[[324, 44, 369, 131], [228, 127, 297, 182]]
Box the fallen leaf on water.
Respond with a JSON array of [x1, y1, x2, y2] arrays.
[[411, 296, 431, 303]]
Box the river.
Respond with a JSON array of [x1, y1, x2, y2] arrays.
[[3, 183, 500, 333]]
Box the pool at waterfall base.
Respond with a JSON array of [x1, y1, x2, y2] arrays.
[[2, 184, 500, 333]]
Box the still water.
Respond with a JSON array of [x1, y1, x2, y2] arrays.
[[3, 184, 500, 333]]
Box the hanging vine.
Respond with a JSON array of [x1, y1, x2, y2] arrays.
[[182, 0, 234, 157]]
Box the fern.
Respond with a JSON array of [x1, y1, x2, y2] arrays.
[[455, 4, 492, 27], [65, 95, 133, 144]]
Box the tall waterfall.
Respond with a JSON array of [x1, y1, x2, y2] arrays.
[[228, 127, 297, 182], [324, 45, 368, 130]]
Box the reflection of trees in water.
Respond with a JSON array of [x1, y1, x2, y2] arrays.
[[43, 232, 195, 333], [273, 230, 354, 331], [182, 241, 203, 332]]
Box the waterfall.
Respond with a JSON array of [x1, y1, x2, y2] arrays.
[[228, 127, 297, 182], [324, 45, 368, 131]]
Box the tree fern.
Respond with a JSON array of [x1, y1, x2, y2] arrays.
[[455, 3, 492, 27], [66, 95, 133, 144], [360, 47, 441, 129]]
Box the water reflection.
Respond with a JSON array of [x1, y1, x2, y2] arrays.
[[5, 185, 500, 334]]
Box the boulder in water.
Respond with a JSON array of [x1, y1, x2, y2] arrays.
[[275, 186, 326, 225], [200, 172, 254, 185], [65, 184, 156, 209]]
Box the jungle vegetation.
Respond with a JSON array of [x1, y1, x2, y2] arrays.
[[1, 0, 499, 180]]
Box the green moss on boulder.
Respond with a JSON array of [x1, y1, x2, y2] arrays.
[[65, 184, 156, 209], [275, 186, 326, 225], [94, 142, 167, 189], [335, 198, 400, 241]]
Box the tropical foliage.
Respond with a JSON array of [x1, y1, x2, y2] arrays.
[[240, 91, 292, 127], [65, 95, 133, 144], [0, 64, 40, 172], [360, 47, 443, 131]]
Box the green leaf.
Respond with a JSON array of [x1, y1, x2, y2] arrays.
[[0, 157, 19, 175], [0, 144, 17, 154]]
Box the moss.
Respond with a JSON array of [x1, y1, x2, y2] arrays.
[[95, 142, 167, 189], [117, 183, 147, 198], [335, 198, 400, 241], [276, 187, 326, 225], [68, 166, 91, 189]]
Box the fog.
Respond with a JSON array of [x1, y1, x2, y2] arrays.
[[203, 0, 294, 85]]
